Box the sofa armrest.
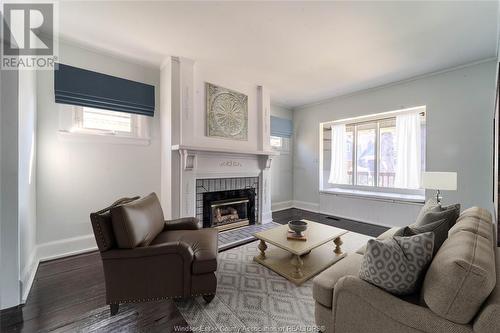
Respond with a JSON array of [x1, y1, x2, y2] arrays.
[[332, 276, 472, 333], [164, 217, 201, 231]]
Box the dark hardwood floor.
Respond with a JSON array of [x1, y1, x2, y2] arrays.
[[0, 252, 190, 333], [273, 208, 389, 237], [1, 208, 387, 333]]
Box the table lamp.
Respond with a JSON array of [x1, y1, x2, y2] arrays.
[[421, 172, 457, 204]]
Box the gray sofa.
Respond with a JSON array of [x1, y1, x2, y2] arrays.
[[312, 207, 499, 333]]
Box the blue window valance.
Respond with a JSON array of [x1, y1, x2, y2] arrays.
[[54, 63, 155, 117], [271, 116, 293, 138]]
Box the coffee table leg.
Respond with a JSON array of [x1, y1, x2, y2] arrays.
[[291, 254, 304, 278], [334, 236, 343, 255], [258, 240, 267, 259]]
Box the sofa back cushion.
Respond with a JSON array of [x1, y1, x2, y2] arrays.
[[422, 207, 496, 324], [111, 193, 165, 249]]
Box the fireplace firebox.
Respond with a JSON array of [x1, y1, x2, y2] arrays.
[[203, 188, 256, 231]]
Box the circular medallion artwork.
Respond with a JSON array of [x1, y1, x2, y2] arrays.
[[207, 83, 248, 140]]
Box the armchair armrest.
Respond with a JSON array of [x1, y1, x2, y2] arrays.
[[164, 217, 201, 231], [332, 276, 472, 333], [101, 241, 194, 262]]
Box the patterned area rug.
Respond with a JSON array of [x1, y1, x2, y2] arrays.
[[175, 231, 371, 332]]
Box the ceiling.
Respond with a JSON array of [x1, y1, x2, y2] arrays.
[[57, 1, 499, 108]]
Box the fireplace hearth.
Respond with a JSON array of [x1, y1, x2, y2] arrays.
[[203, 188, 256, 230]]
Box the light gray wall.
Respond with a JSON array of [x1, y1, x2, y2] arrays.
[[18, 69, 37, 300], [271, 104, 294, 211], [293, 60, 497, 226], [1, 67, 20, 309], [36, 42, 161, 248]]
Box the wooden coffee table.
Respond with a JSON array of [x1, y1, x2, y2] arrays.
[[253, 220, 348, 285]]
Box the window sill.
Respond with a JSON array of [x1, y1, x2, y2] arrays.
[[320, 187, 425, 204], [57, 130, 151, 146]]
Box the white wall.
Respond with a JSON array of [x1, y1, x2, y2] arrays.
[[1, 67, 21, 309], [189, 62, 261, 151], [270, 104, 294, 211], [293, 60, 497, 226], [36, 42, 161, 254], [18, 69, 38, 301]]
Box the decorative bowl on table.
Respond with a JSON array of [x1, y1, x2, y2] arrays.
[[288, 220, 308, 236]]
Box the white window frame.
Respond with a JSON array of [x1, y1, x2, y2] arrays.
[[319, 106, 426, 199], [58, 105, 151, 145], [270, 135, 291, 154]]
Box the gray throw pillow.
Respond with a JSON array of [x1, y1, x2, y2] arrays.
[[414, 198, 440, 223], [394, 218, 448, 255], [359, 232, 434, 295], [415, 201, 460, 230]]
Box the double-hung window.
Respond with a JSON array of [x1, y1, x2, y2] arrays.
[[322, 106, 426, 195]]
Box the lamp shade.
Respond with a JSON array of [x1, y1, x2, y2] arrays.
[[421, 172, 457, 191]]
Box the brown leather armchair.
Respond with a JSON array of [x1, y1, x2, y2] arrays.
[[90, 193, 218, 315]]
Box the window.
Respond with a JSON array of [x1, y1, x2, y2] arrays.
[[80, 107, 132, 133], [322, 107, 426, 194], [270, 135, 291, 153], [66, 106, 150, 142], [270, 136, 282, 148]]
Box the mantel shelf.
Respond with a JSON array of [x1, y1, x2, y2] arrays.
[[171, 144, 279, 156]]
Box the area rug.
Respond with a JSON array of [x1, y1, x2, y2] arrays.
[[175, 231, 371, 332]]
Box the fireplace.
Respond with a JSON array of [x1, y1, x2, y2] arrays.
[[203, 188, 256, 231]]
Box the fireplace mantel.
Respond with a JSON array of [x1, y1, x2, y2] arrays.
[[171, 144, 278, 157]]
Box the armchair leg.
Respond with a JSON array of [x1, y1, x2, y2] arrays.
[[110, 304, 119, 316], [202, 294, 215, 304]]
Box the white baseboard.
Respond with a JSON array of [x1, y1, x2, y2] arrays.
[[36, 234, 97, 262], [20, 250, 39, 303], [292, 200, 320, 213], [20, 234, 97, 303], [271, 200, 293, 212]]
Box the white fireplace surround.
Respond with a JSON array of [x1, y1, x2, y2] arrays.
[[172, 146, 275, 225], [160, 57, 275, 222]]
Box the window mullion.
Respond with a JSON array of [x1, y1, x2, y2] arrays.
[[375, 121, 380, 187], [353, 125, 357, 186]]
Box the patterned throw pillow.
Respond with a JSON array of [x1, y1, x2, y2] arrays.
[[359, 232, 434, 295]]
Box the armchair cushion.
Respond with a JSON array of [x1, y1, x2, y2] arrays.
[[151, 228, 218, 274], [111, 193, 165, 248], [90, 196, 139, 252], [164, 217, 201, 231]]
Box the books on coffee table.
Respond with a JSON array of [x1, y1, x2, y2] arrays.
[[287, 230, 307, 241]]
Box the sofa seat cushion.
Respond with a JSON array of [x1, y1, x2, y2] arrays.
[[111, 193, 165, 249], [313, 253, 363, 308], [151, 228, 218, 274], [422, 208, 495, 324]]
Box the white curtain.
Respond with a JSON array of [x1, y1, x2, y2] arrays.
[[328, 124, 349, 184], [394, 112, 421, 189]]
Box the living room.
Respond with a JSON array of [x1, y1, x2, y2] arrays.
[[1, 1, 499, 332]]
